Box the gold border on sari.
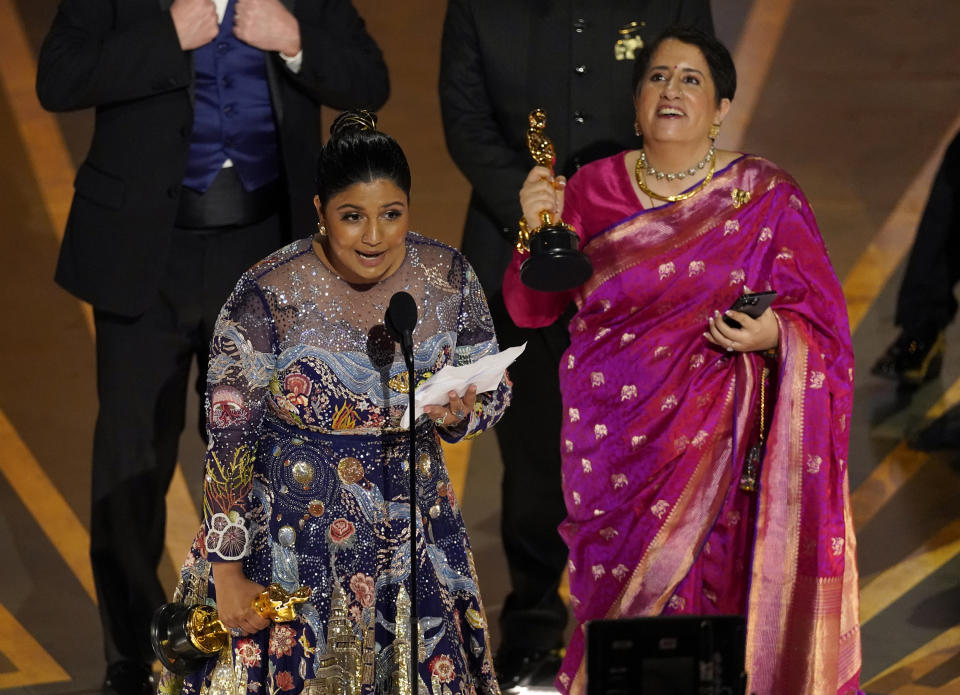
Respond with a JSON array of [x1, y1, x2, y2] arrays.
[[744, 316, 861, 694], [745, 319, 806, 694]]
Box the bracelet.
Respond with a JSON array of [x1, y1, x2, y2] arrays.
[[516, 216, 531, 254]]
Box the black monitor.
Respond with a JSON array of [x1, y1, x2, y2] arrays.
[[586, 615, 747, 695]]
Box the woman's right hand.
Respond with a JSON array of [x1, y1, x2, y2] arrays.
[[520, 166, 566, 228], [211, 561, 270, 636]]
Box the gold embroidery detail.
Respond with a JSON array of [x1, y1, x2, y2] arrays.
[[651, 500, 670, 519], [731, 188, 752, 208], [464, 608, 484, 629], [307, 581, 375, 695], [331, 402, 359, 430], [203, 445, 255, 519], [337, 457, 364, 484], [387, 371, 409, 393]]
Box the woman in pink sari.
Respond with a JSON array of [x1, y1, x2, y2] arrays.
[[504, 28, 861, 695]]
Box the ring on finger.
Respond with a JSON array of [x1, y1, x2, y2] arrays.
[[434, 414, 446, 427], [229, 627, 243, 637], [454, 408, 467, 419]]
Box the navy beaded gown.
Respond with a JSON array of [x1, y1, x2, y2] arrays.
[[158, 233, 510, 695]]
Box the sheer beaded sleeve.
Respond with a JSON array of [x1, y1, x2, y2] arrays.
[[201, 274, 276, 563], [437, 253, 512, 443]]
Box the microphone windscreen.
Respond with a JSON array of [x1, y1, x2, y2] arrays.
[[385, 290, 418, 340]]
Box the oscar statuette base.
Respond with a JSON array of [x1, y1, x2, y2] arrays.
[[520, 224, 593, 292]]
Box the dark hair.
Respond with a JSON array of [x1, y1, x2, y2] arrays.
[[315, 110, 412, 206], [631, 27, 736, 104]]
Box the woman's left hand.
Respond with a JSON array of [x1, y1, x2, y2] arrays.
[[424, 384, 478, 428], [705, 305, 779, 353]]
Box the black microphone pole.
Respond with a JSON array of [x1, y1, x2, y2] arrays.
[[403, 326, 418, 695], [385, 291, 419, 694]]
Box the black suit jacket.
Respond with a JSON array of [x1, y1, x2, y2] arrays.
[[439, 0, 713, 295], [37, 0, 388, 316]]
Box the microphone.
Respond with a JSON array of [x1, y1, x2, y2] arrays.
[[385, 291, 417, 366], [385, 290, 421, 688]]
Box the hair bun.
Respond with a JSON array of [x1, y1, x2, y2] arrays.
[[330, 109, 378, 138]]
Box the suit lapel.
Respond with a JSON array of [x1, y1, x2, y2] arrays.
[[155, 0, 194, 104], [265, 57, 284, 125], [266, 0, 295, 124]]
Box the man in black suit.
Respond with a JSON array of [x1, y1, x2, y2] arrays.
[[439, 2, 713, 689], [872, 130, 960, 450], [36, 0, 387, 692]]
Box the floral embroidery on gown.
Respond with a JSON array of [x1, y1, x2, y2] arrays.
[[158, 233, 509, 695]]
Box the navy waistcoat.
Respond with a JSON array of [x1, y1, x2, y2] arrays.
[[183, 0, 280, 193]]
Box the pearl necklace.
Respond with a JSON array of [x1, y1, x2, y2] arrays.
[[634, 146, 717, 203], [639, 144, 716, 181]]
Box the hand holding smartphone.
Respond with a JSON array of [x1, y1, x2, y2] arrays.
[[722, 290, 777, 329]]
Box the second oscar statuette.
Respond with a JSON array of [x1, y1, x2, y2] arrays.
[[517, 108, 593, 292], [150, 584, 311, 675]]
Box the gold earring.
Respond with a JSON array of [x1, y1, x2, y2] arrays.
[[709, 123, 720, 140], [316, 223, 327, 237]]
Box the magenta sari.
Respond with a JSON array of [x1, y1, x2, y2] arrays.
[[504, 153, 861, 695]]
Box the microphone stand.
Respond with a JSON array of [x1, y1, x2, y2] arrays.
[[400, 330, 419, 694]]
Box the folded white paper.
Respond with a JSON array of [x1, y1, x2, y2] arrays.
[[401, 343, 526, 428]]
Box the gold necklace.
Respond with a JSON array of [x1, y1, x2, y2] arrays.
[[634, 147, 717, 203]]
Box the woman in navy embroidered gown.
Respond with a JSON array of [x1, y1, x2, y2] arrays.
[[158, 111, 509, 695]]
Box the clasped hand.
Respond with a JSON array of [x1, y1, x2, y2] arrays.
[[211, 562, 269, 636], [171, 0, 300, 56], [519, 166, 566, 228], [704, 288, 779, 353]]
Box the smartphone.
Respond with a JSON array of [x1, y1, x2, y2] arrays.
[[722, 290, 777, 329]]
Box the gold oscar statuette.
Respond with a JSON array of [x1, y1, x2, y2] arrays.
[[151, 583, 312, 675], [517, 108, 593, 292]]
